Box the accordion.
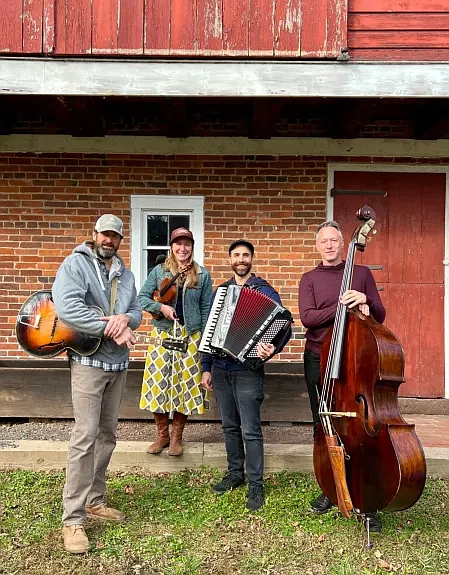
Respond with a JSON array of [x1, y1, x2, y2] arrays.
[[199, 285, 292, 371]]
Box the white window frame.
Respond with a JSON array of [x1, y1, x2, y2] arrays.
[[130, 195, 205, 288]]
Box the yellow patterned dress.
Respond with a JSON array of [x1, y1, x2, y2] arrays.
[[139, 322, 210, 416]]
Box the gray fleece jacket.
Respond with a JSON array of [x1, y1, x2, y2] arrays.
[[52, 241, 142, 364]]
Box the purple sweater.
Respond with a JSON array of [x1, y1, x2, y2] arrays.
[[298, 262, 386, 354]]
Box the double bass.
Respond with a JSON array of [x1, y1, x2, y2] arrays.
[[313, 206, 426, 524]]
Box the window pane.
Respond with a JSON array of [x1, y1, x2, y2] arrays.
[[146, 249, 168, 276], [147, 215, 168, 246], [169, 215, 190, 236]]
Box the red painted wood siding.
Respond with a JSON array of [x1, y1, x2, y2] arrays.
[[333, 171, 445, 399], [0, 0, 347, 58], [348, 0, 449, 60]]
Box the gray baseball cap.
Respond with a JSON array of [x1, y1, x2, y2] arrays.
[[95, 214, 123, 237]]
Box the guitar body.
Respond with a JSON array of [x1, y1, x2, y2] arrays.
[[17, 291, 189, 358], [16, 291, 102, 358]]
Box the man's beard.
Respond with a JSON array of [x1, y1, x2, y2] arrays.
[[95, 243, 117, 259], [232, 262, 252, 277]]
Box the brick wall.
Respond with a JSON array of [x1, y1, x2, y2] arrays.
[[2, 152, 447, 362]]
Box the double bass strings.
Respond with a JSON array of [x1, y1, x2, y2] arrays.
[[319, 241, 356, 437]]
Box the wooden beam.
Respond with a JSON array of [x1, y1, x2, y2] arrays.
[[248, 99, 282, 139], [327, 100, 379, 139], [54, 96, 106, 137], [159, 98, 190, 138], [415, 103, 449, 140], [3, 59, 449, 98], [0, 98, 14, 134]]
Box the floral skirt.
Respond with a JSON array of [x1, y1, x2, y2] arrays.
[[139, 324, 210, 416]]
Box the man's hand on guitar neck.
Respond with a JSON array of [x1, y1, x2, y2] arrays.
[[100, 314, 130, 338], [112, 326, 137, 348]]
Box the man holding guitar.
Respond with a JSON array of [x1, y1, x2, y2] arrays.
[[52, 214, 142, 554]]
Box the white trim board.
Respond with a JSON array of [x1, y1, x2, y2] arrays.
[[130, 195, 204, 289], [3, 135, 449, 158], [3, 58, 449, 97], [327, 163, 449, 399]]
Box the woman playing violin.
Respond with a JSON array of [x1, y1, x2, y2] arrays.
[[138, 227, 213, 456]]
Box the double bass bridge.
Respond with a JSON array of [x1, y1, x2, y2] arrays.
[[320, 411, 357, 418]]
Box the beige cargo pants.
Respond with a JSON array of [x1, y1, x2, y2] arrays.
[[62, 361, 127, 525]]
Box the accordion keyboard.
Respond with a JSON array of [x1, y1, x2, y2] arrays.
[[199, 286, 228, 354]]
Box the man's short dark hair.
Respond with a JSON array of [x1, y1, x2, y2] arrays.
[[228, 239, 255, 256]]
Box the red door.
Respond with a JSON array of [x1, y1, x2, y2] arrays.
[[333, 171, 445, 398]]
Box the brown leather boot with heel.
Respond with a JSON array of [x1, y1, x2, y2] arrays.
[[146, 412, 170, 454], [168, 411, 188, 456]]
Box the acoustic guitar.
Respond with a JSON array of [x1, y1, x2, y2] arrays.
[[16, 291, 187, 359]]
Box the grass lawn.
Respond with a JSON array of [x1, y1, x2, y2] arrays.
[[0, 469, 447, 575]]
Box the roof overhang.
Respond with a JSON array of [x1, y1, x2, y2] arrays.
[[1, 58, 449, 98]]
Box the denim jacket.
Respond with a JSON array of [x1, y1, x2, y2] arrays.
[[138, 262, 212, 335]]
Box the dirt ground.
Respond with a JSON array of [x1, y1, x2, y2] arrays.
[[0, 419, 314, 444]]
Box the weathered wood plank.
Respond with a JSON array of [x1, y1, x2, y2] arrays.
[[64, 0, 92, 54], [301, 0, 327, 57], [274, 0, 301, 57], [197, 0, 223, 55], [118, 0, 144, 53], [419, 284, 445, 398], [350, 31, 449, 48], [223, 0, 249, 55], [92, 0, 118, 54], [249, 0, 275, 56], [350, 0, 449, 11], [0, 0, 22, 52], [349, 48, 449, 60], [23, 0, 43, 53], [53, 0, 67, 53], [144, 0, 171, 54], [0, 367, 312, 422], [6, 60, 449, 98], [170, 0, 197, 54], [43, 0, 55, 54], [421, 174, 445, 284], [326, 0, 347, 57], [349, 13, 449, 31]]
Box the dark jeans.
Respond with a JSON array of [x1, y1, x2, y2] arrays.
[[212, 366, 264, 487], [304, 349, 322, 429]]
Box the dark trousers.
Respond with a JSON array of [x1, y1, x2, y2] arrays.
[[212, 366, 264, 487], [304, 349, 322, 430]]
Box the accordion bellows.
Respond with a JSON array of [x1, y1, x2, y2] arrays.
[[199, 285, 292, 371]]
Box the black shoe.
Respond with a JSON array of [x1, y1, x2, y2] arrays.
[[363, 513, 382, 533], [246, 485, 265, 511], [212, 473, 245, 495], [310, 493, 334, 514]]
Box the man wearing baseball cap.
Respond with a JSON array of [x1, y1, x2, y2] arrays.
[[53, 214, 142, 554], [201, 239, 291, 511]]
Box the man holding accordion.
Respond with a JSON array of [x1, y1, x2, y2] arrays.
[[200, 239, 292, 511]]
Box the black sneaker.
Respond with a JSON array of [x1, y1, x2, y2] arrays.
[[212, 474, 245, 495], [363, 513, 382, 533], [246, 485, 265, 511], [310, 493, 333, 514]]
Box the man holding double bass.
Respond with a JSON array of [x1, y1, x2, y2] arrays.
[[53, 214, 142, 554], [298, 220, 386, 532]]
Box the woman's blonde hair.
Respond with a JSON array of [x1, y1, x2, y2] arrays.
[[164, 245, 198, 288]]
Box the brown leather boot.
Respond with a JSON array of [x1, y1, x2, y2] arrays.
[[146, 413, 170, 454], [168, 412, 188, 456]]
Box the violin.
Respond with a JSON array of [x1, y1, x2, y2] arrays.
[[150, 263, 193, 320], [313, 205, 426, 525]]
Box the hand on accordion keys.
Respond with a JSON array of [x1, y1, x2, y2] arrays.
[[256, 342, 275, 360]]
